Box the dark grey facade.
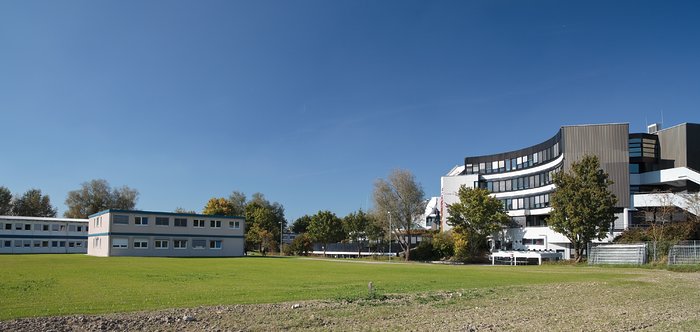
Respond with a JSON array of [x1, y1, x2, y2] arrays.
[[561, 124, 630, 208]]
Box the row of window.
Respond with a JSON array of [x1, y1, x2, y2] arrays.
[[629, 137, 658, 158], [500, 193, 552, 211], [109, 238, 222, 250], [1, 239, 86, 248], [480, 167, 559, 193], [108, 215, 241, 229], [464, 142, 561, 175], [1, 223, 87, 232]]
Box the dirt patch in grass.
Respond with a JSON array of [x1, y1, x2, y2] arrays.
[[2, 269, 699, 331]]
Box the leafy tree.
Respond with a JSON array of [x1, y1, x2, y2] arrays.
[[549, 155, 618, 262], [308, 210, 345, 256], [0, 186, 12, 215], [12, 189, 57, 217], [343, 210, 370, 256], [447, 186, 510, 261], [365, 218, 385, 252], [288, 233, 314, 256], [202, 198, 238, 216], [174, 207, 197, 214], [373, 169, 425, 261], [64, 179, 138, 218], [291, 215, 312, 234]]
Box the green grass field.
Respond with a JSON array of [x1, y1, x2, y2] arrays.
[[0, 255, 638, 320]]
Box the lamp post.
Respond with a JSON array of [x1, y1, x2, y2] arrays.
[[387, 211, 392, 261], [280, 221, 284, 256]]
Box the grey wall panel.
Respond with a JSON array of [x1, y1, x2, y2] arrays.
[[685, 124, 700, 171], [561, 124, 630, 208], [657, 124, 687, 169]]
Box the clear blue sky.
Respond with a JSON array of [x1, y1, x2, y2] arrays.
[[2, 1, 699, 221]]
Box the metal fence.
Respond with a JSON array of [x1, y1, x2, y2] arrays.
[[588, 243, 647, 265], [668, 240, 700, 265]]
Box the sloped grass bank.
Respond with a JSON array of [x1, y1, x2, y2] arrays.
[[1, 255, 636, 320]]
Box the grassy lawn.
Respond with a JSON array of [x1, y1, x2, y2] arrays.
[[0, 254, 638, 320]]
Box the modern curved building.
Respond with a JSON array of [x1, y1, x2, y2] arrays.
[[440, 122, 700, 259]]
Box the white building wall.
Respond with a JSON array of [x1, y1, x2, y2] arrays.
[[0, 216, 89, 254]]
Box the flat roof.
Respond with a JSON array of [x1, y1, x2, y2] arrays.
[[0, 215, 88, 223], [88, 209, 245, 220]]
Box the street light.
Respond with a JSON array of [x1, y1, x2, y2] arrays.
[[387, 211, 392, 261], [280, 221, 284, 256]]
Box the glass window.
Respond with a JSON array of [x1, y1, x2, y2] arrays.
[[192, 240, 206, 249], [155, 240, 169, 249], [113, 215, 129, 224], [112, 238, 128, 248], [174, 218, 187, 227], [505, 180, 512, 191], [229, 221, 240, 229], [479, 163, 486, 174], [174, 240, 187, 249], [135, 217, 148, 225], [156, 217, 170, 226], [24, 224, 31, 231], [499, 181, 506, 192], [498, 160, 505, 172], [209, 240, 222, 249], [134, 239, 148, 248], [210, 220, 221, 228], [69, 225, 77, 232], [629, 164, 640, 174], [487, 182, 493, 192], [4, 223, 11, 230], [505, 159, 511, 171], [193, 219, 205, 228]]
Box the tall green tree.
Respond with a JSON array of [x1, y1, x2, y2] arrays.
[[343, 209, 371, 256], [64, 179, 138, 218], [549, 155, 618, 262], [447, 186, 510, 261], [0, 186, 12, 215], [308, 210, 345, 256], [373, 169, 425, 261], [12, 189, 57, 217], [202, 198, 239, 216], [291, 215, 312, 234]]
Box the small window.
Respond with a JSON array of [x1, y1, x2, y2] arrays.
[[193, 220, 205, 228], [173, 239, 188, 249], [229, 221, 240, 229], [134, 239, 149, 248], [112, 238, 129, 248], [174, 218, 187, 227], [113, 215, 129, 224], [3, 240, 10, 247], [135, 217, 149, 226], [24, 224, 31, 231], [35, 224, 43, 231], [15, 240, 22, 247], [210, 220, 221, 228], [59, 241, 66, 247], [209, 240, 222, 249], [42, 224, 49, 231], [33, 240, 41, 247], [155, 240, 169, 249], [15, 224, 23, 230], [41, 241, 49, 247], [156, 217, 170, 226], [69, 225, 77, 232], [4, 223, 11, 230], [52, 241, 58, 247], [192, 240, 206, 249]]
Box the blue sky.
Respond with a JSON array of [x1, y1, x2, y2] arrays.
[[1, 1, 699, 221]]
